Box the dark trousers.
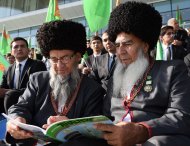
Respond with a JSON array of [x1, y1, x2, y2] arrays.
[[4, 90, 23, 113]]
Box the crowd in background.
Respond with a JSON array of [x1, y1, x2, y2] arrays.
[[1, 1, 190, 146]]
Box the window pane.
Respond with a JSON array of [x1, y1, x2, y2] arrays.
[[11, 0, 24, 16], [9, 30, 18, 39], [0, 0, 11, 18], [36, 0, 49, 9], [31, 26, 40, 36], [18, 28, 30, 38]]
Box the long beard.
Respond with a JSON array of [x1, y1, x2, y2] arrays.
[[113, 49, 149, 99], [49, 65, 80, 112]]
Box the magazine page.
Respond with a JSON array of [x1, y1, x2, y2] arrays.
[[46, 115, 113, 142], [2, 113, 55, 142]]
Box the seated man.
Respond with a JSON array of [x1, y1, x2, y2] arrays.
[[97, 1, 190, 146], [6, 20, 105, 146], [0, 37, 47, 113]]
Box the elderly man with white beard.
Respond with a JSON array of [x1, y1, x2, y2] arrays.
[[5, 20, 105, 146], [95, 1, 190, 146]]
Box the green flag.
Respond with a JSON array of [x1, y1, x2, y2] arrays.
[[0, 26, 11, 55], [83, 51, 89, 60], [27, 36, 32, 49], [87, 28, 91, 39], [46, 0, 61, 22], [0, 53, 10, 82], [81, 51, 90, 67], [156, 40, 163, 60], [176, 6, 183, 27], [83, 0, 110, 32]]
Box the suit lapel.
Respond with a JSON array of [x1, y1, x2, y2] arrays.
[[108, 56, 117, 77], [19, 58, 33, 87], [104, 54, 109, 75], [9, 63, 16, 88]]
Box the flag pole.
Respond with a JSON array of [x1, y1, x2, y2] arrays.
[[116, 0, 121, 6]]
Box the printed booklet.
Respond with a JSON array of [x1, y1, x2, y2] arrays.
[[2, 113, 113, 143]]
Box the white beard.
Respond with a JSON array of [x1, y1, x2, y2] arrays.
[[49, 65, 80, 112], [113, 49, 149, 99]]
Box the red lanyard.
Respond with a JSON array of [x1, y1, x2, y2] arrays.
[[123, 58, 154, 108]]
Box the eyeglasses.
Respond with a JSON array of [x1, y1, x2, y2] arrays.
[[49, 53, 75, 64], [165, 32, 174, 36]]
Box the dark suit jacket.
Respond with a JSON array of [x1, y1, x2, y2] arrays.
[[104, 60, 190, 139], [172, 44, 187, 60], [184, 53, 190, 76], [0, 58, 47, 90], [151, 44, 187, 60], [7, 71, 105, 145], [90, 53, 117, 90]]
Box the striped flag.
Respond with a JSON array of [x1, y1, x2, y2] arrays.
[[0, 26, 12, 55], [46, 0, 61, 22], [176, 6, 183, 27], [0, 53, 10, 82]]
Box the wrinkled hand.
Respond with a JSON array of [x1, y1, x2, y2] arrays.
[[82, 67, 92, 74], [42, 115, 69, 129], [7, 117, 33, 139], [95, 122, 148, 146]]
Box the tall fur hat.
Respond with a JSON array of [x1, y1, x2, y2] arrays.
[[108, 1, 162, 50], [36, 20, 86, 57]]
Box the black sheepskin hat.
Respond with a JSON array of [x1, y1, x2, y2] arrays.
[[36, 20, 87, 57], [108, 1, 162, 50]]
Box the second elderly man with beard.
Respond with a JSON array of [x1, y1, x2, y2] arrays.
[[97, 1, 190, 146], [6, 20, 105, 146]]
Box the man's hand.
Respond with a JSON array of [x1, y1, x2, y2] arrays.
[[172, 40, 182, 46], [82, 67, 92, 74], [42, 115, 69, 129], [95, 122, 149, 146], [7, 117, 33, 139]]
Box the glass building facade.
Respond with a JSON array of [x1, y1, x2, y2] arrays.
[[0, 0, 190, 48], [0, 0, 80, 18]]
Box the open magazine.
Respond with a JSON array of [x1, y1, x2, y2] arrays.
[[2, 113, 113, 143]]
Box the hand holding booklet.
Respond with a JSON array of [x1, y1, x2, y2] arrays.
[[2, 113, 113, 143]]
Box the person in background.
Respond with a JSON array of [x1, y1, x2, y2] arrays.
[[6, 20, 105, 146], [96, 1, 190, 146], [86, 39, 93, 56], [167, 18, 189, 54], [42, 56, 51, 71], [89, 30, 117, 90], [159, 25, 186, 60], [6, 53, 15, 64], [28, 48, 35, 59], [0, 37, 47, 114], [79, 36, 105, 75]]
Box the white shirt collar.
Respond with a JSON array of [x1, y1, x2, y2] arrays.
[[16, 58, 28, 69], [93, 52, 102, 57]]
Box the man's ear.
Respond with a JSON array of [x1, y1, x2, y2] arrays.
[[75, 52, 82, 62], [143, 43, 149, 54]]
